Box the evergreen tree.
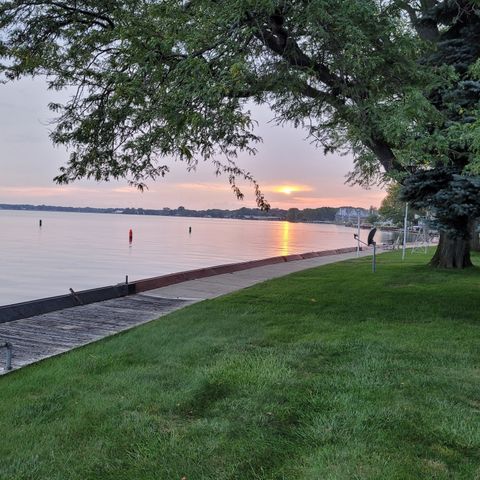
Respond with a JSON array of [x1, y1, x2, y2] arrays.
[[400, 2, 480, 267], [402, 168, 480, 267]]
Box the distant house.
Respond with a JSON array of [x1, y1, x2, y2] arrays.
[[335, 207, 370, 223]]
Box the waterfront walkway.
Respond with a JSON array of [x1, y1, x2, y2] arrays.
[[0, 250, 372, 374]]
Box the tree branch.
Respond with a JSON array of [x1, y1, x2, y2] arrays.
[[249, 11, 402, 173], [50, 2, 115, 29], [248, 13, 339, 89], [366, 137, 399, 172], [398, 1, 439, 42]]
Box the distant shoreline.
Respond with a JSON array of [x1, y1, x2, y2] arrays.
[[0, 203, 348, 224]]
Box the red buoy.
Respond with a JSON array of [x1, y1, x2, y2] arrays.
[[129, 229, 133, 243]]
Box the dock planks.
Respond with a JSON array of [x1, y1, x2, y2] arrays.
[[0, 294, 193, 374]]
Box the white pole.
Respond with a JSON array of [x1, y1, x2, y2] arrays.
[[356, 210, 361, 257], [402, 202, 409, 260]]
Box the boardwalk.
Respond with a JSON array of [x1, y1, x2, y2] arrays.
[[0, 295, 193, 374], [0, 250, 373, 375]]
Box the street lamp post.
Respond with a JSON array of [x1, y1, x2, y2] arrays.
[[356, 209, 361, 257], [354, 228, 377, 272], [402, 203, 409, 261]]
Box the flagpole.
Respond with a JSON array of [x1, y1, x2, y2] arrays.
[[356, 209, 361, 257]]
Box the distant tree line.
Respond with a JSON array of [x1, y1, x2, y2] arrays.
[[0, 204, 338, 223], [285, 208, 337, 223]]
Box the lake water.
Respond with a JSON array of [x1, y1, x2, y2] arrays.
[[0, 210, 391, 306]]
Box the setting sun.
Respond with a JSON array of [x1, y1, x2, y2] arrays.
[[273, 184, 312, 195]]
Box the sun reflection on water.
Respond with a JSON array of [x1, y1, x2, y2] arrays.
[[280, 221, 290, 256]]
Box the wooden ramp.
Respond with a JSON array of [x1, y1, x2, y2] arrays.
[[0, 294, 193, 374]]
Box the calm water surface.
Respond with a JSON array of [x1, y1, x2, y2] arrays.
[[0, 210, 386, 305]]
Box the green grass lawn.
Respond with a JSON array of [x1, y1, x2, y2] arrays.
[[1, 250, 480, 479]]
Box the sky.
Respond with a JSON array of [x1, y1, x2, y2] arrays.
[[0, 78, 386, 210]]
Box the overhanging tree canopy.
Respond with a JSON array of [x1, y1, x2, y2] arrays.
[[0, 1, 424, 193], [1, 1, 480, 267]]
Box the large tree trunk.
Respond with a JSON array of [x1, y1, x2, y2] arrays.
[[470, 219, 480, 252], [430, 231, 473, 268]]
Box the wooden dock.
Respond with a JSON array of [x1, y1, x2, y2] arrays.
[[0, 294, 193, 374]]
